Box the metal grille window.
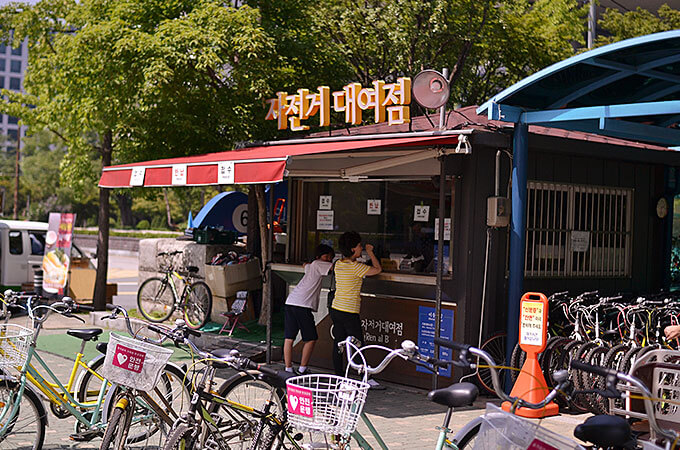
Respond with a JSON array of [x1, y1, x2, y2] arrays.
[[525, 181, 632, 278]]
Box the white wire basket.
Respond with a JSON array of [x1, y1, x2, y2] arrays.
[[286, 374, 370, 436], [100, 332, 173, 392], [0, 324, 31, 368], [471, 404, 586, 450]]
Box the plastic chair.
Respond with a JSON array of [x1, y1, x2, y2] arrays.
[[219, 291, 250, 336]]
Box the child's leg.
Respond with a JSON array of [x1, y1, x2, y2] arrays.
[[300, 340, 316, 367], [284, 339, 295, 368]]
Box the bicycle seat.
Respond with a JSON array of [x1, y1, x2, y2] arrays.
[[186, 266, 199, 273], [211, 348, 236, 369], [574, 415, 634, 448], [96, 342, 108, 355], [67, 328, 103, 341], [427, 382, 478, 408]]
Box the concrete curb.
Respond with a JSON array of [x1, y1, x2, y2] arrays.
[[88, 311, 281, 361]]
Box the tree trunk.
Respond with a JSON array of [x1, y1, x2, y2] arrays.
[[247, 186, 260, 256], [93, 131, 112, 311], [163, 188, 175, 230], [115, 193, 134, 228], [255, 185, 270, 326]]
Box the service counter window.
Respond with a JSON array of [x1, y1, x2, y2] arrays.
[[297, 180, 453, 275]]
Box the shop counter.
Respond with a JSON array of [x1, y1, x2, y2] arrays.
[[272, 263, 456, 389]]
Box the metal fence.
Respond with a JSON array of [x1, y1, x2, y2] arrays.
[[525, 181, 632, 278]]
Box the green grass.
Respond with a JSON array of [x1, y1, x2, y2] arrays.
[[75, 229, 182, 238]]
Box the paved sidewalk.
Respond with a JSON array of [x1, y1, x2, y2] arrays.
[[7, 313, 591, 448]]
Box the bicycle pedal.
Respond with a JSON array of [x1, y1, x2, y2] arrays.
[[69, 430, 100, 442]]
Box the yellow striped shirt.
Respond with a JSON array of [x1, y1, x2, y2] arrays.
[[332, 260, 371, 314]]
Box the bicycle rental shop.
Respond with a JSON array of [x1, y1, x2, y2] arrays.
[[99, 34, 680, 390]]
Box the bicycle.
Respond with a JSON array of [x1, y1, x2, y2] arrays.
[[0, 293, 188, 449], [98, 306, 194, 449], [156, 330, 297, 450], [137, 250, 213, 329]]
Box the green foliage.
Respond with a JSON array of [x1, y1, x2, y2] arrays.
[[299, 0, 586, 109], [597, 4, 680, 45], [135, 219, 150, 230]]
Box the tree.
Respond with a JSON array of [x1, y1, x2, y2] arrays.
[[597, 4, 680, 45], [301, 0, 586, 109], [0, 0, 277, 309]]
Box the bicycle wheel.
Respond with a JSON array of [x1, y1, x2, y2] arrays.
[[0, 379, 47, 450], [77, 356, 109, 406], [138, 277, 175, 322], [100, 393, 133, 450], [206, 371, 285, 449], [476, 332, 506, 395], [455, 422, 481, 449], [163, 422, 198, 450], [126, 363, 191, 445], [183, 281, 212, 330]]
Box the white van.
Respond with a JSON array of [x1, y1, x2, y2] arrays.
[[0, 220, 89, 289]]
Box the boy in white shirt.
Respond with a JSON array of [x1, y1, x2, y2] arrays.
[[284, 244, 335, 374]]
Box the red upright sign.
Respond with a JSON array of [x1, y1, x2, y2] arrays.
[[42, 212, 76, 295]]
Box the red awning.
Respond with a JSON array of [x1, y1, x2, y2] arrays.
[[99, 134, 462, 188]]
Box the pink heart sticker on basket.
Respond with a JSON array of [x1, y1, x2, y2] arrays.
[[527, 439, 558, 450], [287, 385, 313, 418], [112, 344, 146, 374]]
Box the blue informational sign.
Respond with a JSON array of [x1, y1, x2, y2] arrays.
[[416, 306, 455, 377]]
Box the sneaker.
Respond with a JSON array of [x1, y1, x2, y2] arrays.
[[297, 367, 312, 375], [367, 379, 385, 390]]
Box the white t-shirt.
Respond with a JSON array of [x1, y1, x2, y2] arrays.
[[285, 259, 333, 311]]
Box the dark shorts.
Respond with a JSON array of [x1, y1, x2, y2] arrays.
[[284, 305, 318, 341]]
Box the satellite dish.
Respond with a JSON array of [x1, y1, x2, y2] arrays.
[[412, 69, 450, 109]]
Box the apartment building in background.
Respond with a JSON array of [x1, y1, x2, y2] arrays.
[[0, 38, 27, 152]]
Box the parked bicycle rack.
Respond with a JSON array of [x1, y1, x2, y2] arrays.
[[610, 349, 680, 439]]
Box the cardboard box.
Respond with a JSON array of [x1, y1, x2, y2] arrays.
[[205, 259, 261, 298], [211, 294, 256, 325], [67, 267, 117, 302]]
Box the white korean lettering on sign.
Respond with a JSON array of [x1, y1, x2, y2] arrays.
[[571, 231, 590, 252], [172, 164, 187, 186], [414, 205, 430, 222], [434, 218, 451, 241], [367, 199, 381, 215], [319, 195, 332, 210], [519, 301, 544, 347], [316, 210, 334, 231], [218, 161, 235, 185], [129, 167, 145, 186]]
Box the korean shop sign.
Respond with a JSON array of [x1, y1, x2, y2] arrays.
[[265, 78, 411, 131]]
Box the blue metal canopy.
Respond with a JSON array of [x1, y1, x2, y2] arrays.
[[477, 30, 680, 146]]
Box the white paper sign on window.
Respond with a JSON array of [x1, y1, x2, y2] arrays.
[[571, 231, 590, 252], [367, 199, 381, 215], [218, 161, 235, 184], [172, 164, 187, 186], [414, 205, 430, 222], [129, 167, 145, 186], [316, 210, 334, 230], [319, 195, 332, 210], [434, 218, 451, 241]]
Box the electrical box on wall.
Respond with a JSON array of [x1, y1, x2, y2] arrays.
[[487, 197, 510, 227]]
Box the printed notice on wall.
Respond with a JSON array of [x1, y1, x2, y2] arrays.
[[316, 210, 334, 230], [520, 301, 544, 347], [434, 218, 451, 240], [218, 161, 235, 184], [367, 199, 381, 215], [414, 205, 430, 222], [416, 306, 454, 377], [172, 164, 187, 185], [319, 195, 332, 210], [571, 231, 590, 252], [129, 167, 145, 186]]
